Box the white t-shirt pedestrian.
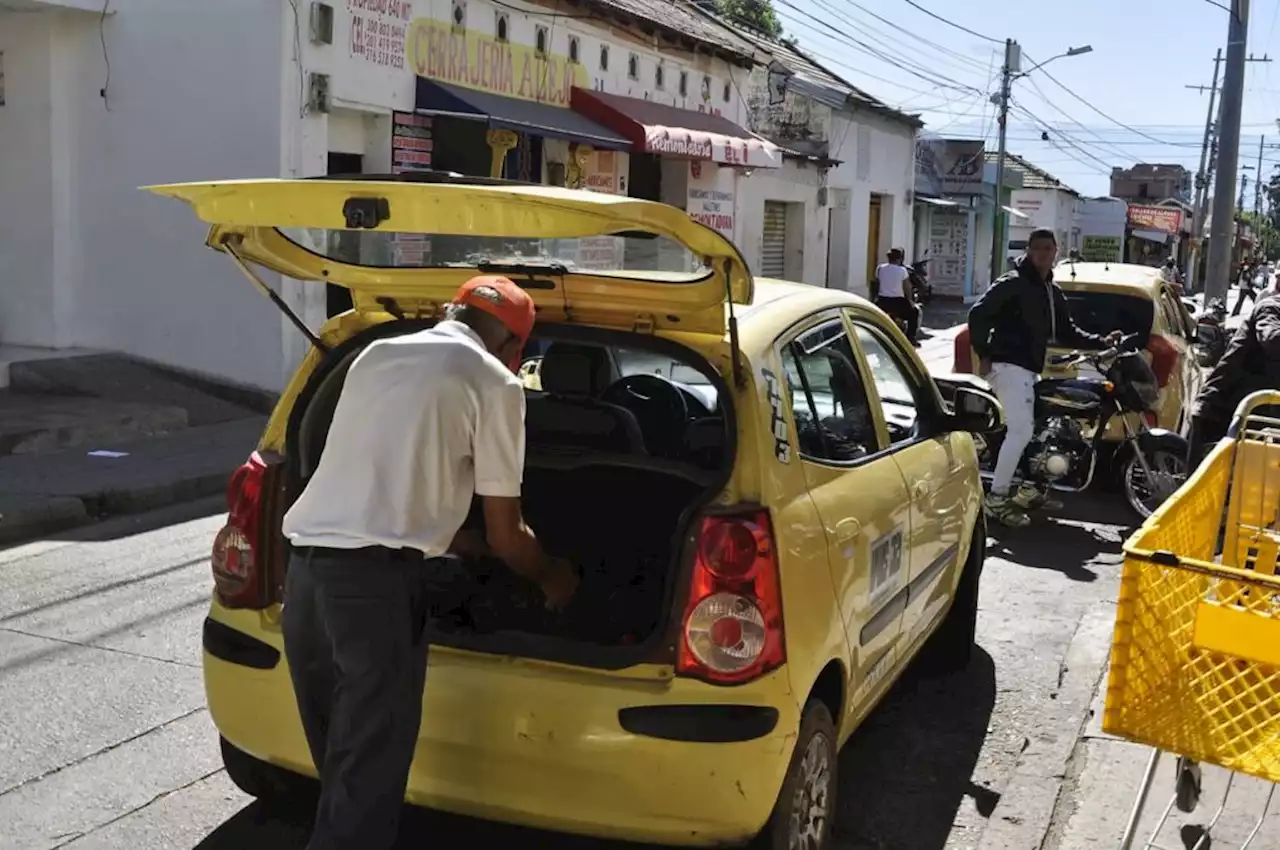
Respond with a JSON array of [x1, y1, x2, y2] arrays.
[[875, 262, 911, 299], [282, 320, 526, 556]]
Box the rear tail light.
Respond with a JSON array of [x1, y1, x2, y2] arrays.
[[1147, 334, 1178, 388], [954, 327, 973, 373], [676, 510, 785, 685], [211, 451, 285, 609]]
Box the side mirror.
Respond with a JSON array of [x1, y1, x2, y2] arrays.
[[952, 386, 1004, 434]]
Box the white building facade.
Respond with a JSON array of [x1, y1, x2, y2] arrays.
[[0, 0, 783, 392], [734, 34, 920, 295]]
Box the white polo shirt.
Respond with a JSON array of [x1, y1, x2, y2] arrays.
[[282, 320, 526, 556], [875, 262, 911, 299]]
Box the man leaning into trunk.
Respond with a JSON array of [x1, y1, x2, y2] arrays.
[[280, 275, 579, 850]]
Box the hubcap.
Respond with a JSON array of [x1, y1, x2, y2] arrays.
[[787, 732, 832, 850]]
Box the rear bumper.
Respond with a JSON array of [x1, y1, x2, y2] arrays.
[[204, 606, 798, 846]]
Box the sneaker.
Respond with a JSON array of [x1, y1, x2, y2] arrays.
[[984, 493, 1032, 528], [1012, 482, 1063, 511]]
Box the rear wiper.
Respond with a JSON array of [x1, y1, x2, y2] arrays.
[[476, 260, 570, 276]]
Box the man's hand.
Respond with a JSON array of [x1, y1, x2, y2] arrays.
[[1104, 330, 1126, 347], [539, 557, 580, 611]]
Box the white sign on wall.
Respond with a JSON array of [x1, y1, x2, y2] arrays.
[[686, 161, 735, 241]]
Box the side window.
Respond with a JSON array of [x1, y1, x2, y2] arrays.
[[781, 321, 879, 463], [853, 323, 922, 446]]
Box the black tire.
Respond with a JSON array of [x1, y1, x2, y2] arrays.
[[754, 700, 838, 850], [220, 736, 315, 807], [916, 517, 985, 675]]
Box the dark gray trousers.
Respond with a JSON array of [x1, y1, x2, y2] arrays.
[[282, 548, 444, 850]]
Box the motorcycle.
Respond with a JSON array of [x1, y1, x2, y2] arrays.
[[973, 334, 1190, 519], [1189, 296, 1228, 367], [909, 252, 932, 304]]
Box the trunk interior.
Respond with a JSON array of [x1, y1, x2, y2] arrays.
[[282, 319, 733, 661], [433, 466, 705, 646]]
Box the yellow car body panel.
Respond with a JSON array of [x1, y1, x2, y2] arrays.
[[154, 180, 983, 846]]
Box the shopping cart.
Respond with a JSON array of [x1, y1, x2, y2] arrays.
[[1105, 390, 1280, 850]]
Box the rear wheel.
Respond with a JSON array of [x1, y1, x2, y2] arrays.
[[754, 700, 837, 850], [220, 736, 315, 807], [916, 517, 985, 675]]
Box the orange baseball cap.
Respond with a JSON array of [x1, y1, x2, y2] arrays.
[[452, 275, 537, 368]]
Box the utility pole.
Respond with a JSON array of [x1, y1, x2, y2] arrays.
[[1205, 0, 1254, 302], [1255, 136, 1266, 260], [990, 38, 1016, 284], [1239, 171, 1250, 213], [1186, 48, 1222, 291]]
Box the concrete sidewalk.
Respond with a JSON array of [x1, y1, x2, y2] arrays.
[[0, 417, 264, 545], [1039, 666, 1280, 849]]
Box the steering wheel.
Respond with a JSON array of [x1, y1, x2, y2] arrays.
[[600, 374, 689, 457]]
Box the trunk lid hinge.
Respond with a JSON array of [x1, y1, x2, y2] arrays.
[[220, 234, 330, 354]]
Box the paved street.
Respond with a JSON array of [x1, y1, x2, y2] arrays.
[[0, 475, 1135, 850]]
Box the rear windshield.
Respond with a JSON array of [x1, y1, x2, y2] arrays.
[[278, 227, 711, 281], [1062, 291, 1154, 344]]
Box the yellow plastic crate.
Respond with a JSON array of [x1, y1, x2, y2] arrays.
[[1103, 424, 1280, 784]]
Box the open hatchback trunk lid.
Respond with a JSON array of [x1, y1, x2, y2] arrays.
[[146, 177, 754, 338]]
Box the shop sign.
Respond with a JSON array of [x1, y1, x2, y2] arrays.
[[407, 16, 588, 106], [349, 0, 414, 70], [574, 150, 625, 270], [1080, 235, 1122, 262], [390, 111, 433, 265], [915, 138, 985, 196], [1127, 205, 1183, 234], [687, 161, 735, 240]]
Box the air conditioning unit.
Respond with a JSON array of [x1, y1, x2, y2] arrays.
[[309, 2, 334, 45], [308, 73, 331, 113]]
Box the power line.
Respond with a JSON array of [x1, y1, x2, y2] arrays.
[[773, 4, 986, 96], [897, 0, 1002, 44], [1024, 58, 1190, 146]]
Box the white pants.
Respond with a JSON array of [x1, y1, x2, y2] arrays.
[[988, 362, 1037, 496]]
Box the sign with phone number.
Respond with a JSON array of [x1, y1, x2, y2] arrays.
[[349, 0, 412, 69]]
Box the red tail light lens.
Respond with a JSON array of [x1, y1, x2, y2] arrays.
[[211, 451, 281, 609], [1147, 334, 1178, 388], [677, 511, 785, 685], [954, 327, 973, 373]]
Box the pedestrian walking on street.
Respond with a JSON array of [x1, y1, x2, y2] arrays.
[[280, 276, 579, 850], [1232, 260, 1269, 317], [1190, 276, 1280, 465], [967, 228, 1122, 528], [874, 247, 920, 346]]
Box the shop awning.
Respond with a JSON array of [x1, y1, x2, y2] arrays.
[[414, 78, 631, 151], [917, 195, 959, 207], [1002, 205, 1031, 220], [1132, 228, 1170, 244], [571, 88, 782, 169]]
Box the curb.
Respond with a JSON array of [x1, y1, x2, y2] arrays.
[[0, 472, 231, 546], [978, 603, 1117, 850]]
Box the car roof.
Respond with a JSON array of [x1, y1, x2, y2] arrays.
[[1054, 261, 1166, 297], [732, 278, 876, 351]]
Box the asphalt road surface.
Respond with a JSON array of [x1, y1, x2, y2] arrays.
[[0, 483, 1134, 850]]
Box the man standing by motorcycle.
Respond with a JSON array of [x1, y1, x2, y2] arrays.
[[873, 248, 921, 346], [968, 228, 1123, 528], [1189, 275, 1280, 464]]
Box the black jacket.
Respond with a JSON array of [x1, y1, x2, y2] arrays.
[[1196, 293, 1280, 422], [968, 257, 1104, 374]]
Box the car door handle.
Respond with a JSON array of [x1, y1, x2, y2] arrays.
[[834, 517, 862, 544], [912, 481, 931, 502]]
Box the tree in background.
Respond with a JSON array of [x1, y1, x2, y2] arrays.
[[716, 0, 783, 37]]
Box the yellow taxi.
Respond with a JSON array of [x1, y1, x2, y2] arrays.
[[151, 175, 1001, 850], [953, 260, 1201, 441]]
